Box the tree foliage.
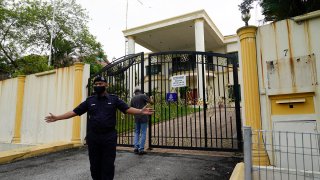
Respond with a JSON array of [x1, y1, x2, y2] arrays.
[[13, 55, 53, 76], [239, 0, 320, 22], [0, 0, 107, 78], [260, 0, 320, 21], [238, 0, 255, 14]]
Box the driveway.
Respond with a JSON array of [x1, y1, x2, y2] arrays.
[[0, 147, 241, 180], [119, 107, 240, 150]]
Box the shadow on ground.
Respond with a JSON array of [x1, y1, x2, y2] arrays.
[[0, 147, 242, 180]]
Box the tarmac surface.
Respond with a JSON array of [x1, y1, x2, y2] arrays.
[[0, 147, 242, 180]]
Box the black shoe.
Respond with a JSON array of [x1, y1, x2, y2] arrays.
[[138, 150, 147, 155], [134, 149, 139, 154]]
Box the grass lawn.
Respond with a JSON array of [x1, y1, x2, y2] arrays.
[[116, 103, 202, 134]]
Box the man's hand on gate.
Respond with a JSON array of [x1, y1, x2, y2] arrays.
[[141, 106, 155, 115]]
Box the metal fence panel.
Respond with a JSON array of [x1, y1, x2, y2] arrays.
[[245, 129, 320, 180]]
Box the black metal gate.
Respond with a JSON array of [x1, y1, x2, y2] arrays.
[[147, 51, 242, 151], [88, 52, 144, 147], [88, 51, 242, 151]]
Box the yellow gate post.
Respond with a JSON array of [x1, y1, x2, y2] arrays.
[[12, 75, 26, 143], [237, 26, 270, 165], [71, 62, 84, 145]]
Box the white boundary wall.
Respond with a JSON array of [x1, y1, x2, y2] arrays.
[[256, 17, 320, 132], [0, 78, 18, 143], [0, 64, 90, 144]]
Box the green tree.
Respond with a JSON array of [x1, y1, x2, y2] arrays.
[[238, 0, 255, 14], [82, 52, 105, 76], [260, 0, 320, 21], [13, 55, 53, 76], [239, 0, 320, 22], [0, 0, 106, 77], [0, 0, 26, 69]]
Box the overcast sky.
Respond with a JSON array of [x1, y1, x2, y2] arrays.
[[76, 0, 263, 60]]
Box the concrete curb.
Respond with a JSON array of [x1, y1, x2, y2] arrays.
[[0, 142, 78, 165], [116, 146, 243, 158], [229, 162, 244, 180]]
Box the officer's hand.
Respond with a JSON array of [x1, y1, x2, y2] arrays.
[[45, 113, 58, 123], [141, 107, 155, 115]]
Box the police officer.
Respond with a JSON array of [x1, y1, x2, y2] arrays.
[[45, 76, 154, 180]]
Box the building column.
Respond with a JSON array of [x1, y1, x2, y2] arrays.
[[71, 62, 84, 145], [127, 36, 135, 55], [12, 75, 26, 143], [127, 35, 136, 97], [194, 19, 206, 103], [237, 26, 270, 165]]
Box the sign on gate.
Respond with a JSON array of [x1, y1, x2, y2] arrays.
[[171, 75, 186, 88], [166, 93, 177, 102]]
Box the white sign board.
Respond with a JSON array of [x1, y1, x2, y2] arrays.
[[171, 75, 186, 88]]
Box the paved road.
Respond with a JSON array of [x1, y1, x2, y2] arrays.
[[0, 147, 241, 180]]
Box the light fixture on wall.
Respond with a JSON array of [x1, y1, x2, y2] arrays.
[[241, 10, 251, 26]]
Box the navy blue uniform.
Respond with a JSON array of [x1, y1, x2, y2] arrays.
[[73, 94, 129, 180]]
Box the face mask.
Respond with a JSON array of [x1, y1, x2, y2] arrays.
[[94, 86, 106, 95]]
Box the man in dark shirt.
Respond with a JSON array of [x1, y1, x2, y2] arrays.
[[130, 87, 153, 155], [45, 76, 154, 180]]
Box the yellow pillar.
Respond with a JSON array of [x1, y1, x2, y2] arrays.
[[71, 62, 84, 145], [237, 26, 270, 165], [12, 75, 26, 143]]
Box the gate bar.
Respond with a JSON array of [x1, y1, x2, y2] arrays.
[[232, 55, 243, 151], [201, 55, 208, 148]]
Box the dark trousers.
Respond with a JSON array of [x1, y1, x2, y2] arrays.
[[86, 131, 117, 180]]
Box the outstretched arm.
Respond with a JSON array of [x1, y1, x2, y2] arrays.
[[45, 111, 77, 123], [126, 106, 154, 115]]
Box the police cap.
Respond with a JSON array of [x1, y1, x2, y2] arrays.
[[93, 76, 107, 83]]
